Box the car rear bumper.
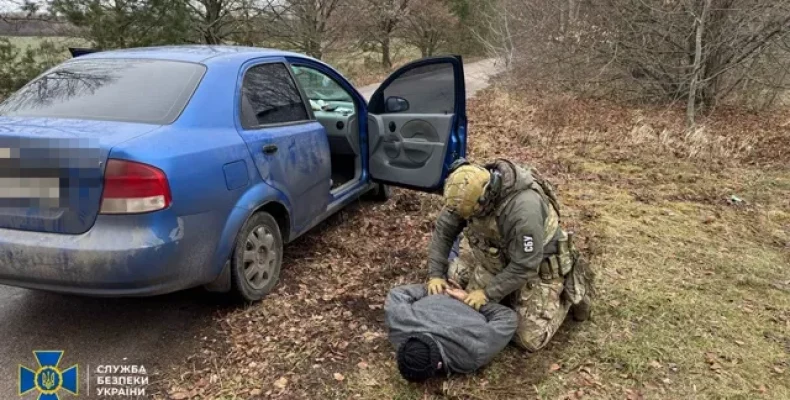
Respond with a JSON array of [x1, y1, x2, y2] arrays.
[[0, 212, 207, 296]]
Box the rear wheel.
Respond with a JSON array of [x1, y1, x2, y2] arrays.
[[230, 212, 283, 302]]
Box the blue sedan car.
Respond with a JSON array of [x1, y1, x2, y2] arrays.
[[0, 46, 467, 301]]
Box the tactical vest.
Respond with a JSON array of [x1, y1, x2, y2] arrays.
[[464, 164, 573, 289]]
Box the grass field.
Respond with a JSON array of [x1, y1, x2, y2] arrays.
[[158, 83, 789, 399], [3, 35, 88, 50], [1, 35, 89, 66]]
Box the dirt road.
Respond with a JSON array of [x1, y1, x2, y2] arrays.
[[357, 58, 503, 100], [0, 57, 502, 400]]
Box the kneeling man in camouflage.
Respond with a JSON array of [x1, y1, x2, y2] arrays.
[[426, 158, 594, 352]]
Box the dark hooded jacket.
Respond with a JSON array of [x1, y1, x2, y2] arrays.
[[385, 284, 518, 374]]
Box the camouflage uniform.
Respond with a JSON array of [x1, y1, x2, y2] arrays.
[[428, 159, 590, 352]]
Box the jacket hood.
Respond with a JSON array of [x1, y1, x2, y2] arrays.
[[488, 159, 534, 200], [385, 285, 518, 375]]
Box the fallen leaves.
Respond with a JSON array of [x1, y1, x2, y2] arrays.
[[160, 188, 436, 397], [624, 388, 645, 400], [170, 391, 190, 400], [560, 389, 588, 399], [758, 384, 768, 393], [273, 377, 288, 390], [705, 353, 723, 373], [549, 363, 562, 373]]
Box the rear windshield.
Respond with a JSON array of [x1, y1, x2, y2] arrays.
[[0, 59, 206, 124]]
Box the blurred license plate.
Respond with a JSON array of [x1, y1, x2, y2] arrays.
[[0, 177, 60, 199]]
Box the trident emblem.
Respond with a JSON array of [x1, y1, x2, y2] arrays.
[[19, 351, 78, 400]]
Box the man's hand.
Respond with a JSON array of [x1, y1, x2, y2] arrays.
[[427, 278, 449, 295], [445, 287, 468, 302], [464, 289, 488, 310]]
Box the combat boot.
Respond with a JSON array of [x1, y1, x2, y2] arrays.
[[571, 294, 591, 321]]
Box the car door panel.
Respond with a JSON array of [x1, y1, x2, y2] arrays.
[[238, 122, 331, 232], [314, 111, 359, 155], [367, 56, 466, 191], [368, 114, 454, 188]]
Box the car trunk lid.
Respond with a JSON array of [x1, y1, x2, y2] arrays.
[[0, 117, 160, 234]]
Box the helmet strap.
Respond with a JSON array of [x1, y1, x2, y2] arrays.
[[489, 171, 502, 197], [448, 158, 471, 173], [477, 171, 501, 210]]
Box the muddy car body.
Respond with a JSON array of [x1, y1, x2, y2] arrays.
[[0, 46, 468, 300]]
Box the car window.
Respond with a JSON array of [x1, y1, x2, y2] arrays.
[[290, 65, 355, 114], [240, 63, 309, 128], [382, 63, 455, 114], [0, 59, 205, 124]]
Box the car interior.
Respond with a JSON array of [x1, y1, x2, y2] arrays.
[[291, 65, 362, 193]]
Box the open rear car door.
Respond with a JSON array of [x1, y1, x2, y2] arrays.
[[367, 56, 467, 191]]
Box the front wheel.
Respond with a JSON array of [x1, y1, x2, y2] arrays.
[[230, 212, 283, 302]]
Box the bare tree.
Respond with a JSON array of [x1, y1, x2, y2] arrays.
[[401, 0, 456, 58], [260, 0, 348, 59], [686, 0, 711, 127], [599, 0, 790, 117], [187, 0, 249, 45], [356, 0, 411, 68], [470, 0, 517, 67], [481, 0, 790, 118]]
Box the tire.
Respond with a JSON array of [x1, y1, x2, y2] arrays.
[[230, 212, 283, 302], [367, 183, 392, 202]]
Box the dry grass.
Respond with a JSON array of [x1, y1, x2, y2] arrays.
[[324, 42, 423, 87], [3, 35, 90, 59], [159, 87, 789, 400]]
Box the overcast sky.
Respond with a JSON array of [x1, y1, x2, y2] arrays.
[[0, 0, 42, 13], [0, 0, 22, 12]]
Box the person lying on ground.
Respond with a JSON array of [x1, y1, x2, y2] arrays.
[[384, 283, 518, 382]]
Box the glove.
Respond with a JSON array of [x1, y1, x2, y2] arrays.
[[427, 278, 449, 295], [464, 289, 488, 310]]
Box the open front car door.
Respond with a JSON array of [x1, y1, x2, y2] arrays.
[[367, 56, 467, 191]]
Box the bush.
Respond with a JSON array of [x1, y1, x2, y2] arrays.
[[477, 0, 790, 120], [0, 38, 67, 100]]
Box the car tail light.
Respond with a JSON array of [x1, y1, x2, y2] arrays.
[[100, 159, 172, 214]]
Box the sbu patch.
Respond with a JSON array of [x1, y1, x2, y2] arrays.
[[523, 236, 534, 253]]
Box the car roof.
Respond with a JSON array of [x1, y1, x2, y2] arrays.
[[75, 45, 312, 65]]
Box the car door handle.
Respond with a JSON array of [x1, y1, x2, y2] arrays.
[[383, 132, 402, 142], [262, 144, 278, 155]]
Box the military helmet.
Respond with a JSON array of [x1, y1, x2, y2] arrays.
[[443, 159, 493, 218]]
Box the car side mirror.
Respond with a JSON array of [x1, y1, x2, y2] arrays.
[[385, 96, 410, 113]]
